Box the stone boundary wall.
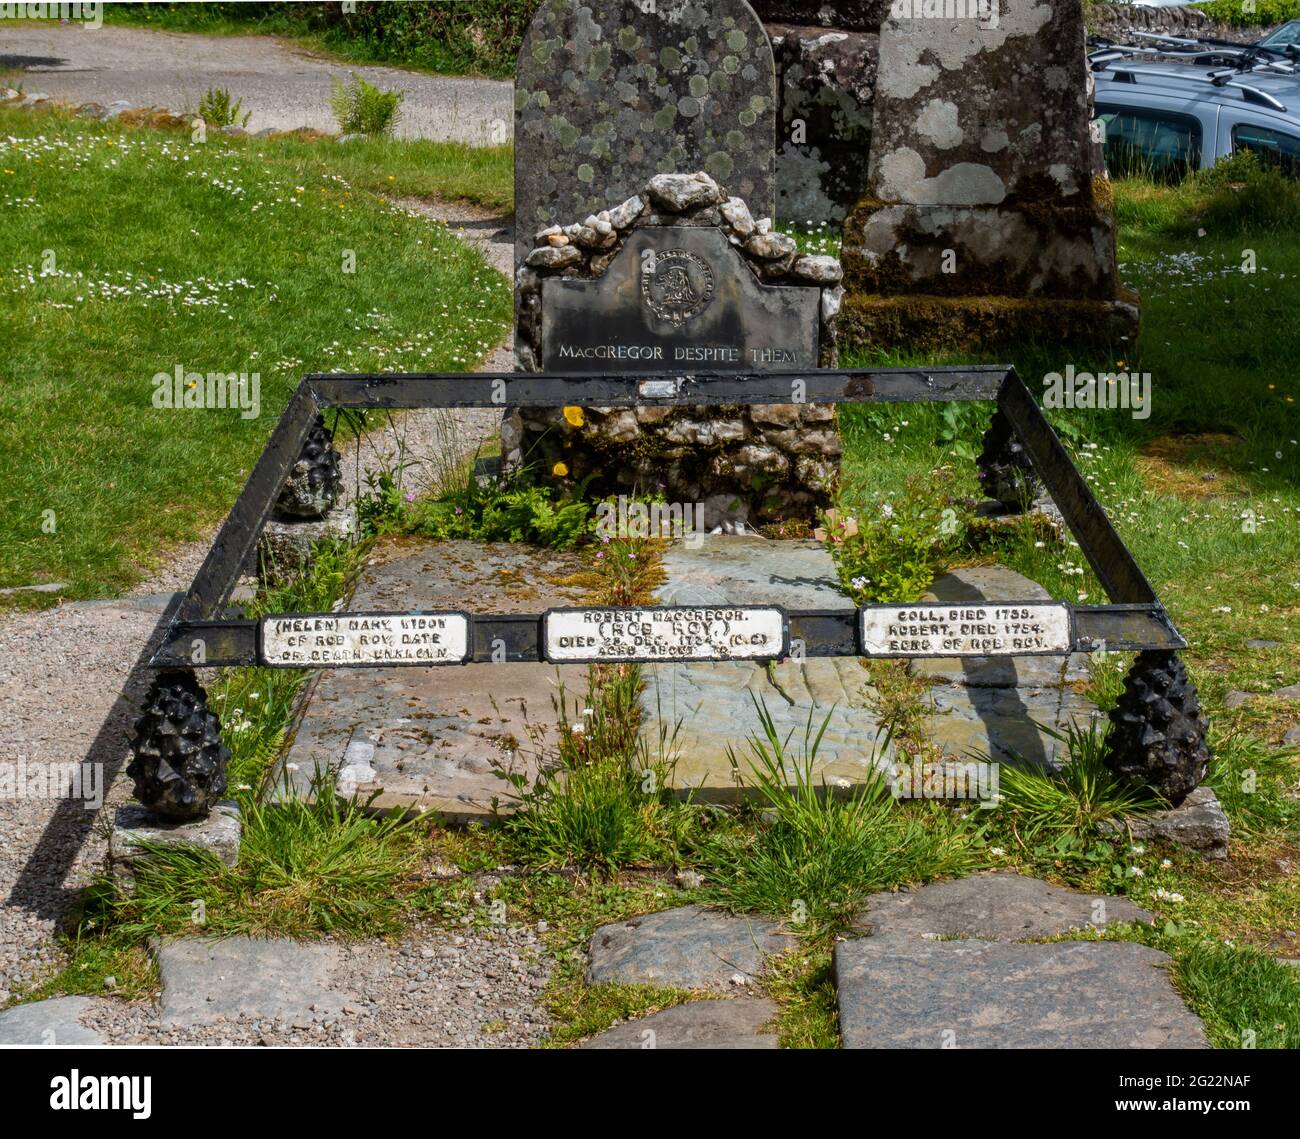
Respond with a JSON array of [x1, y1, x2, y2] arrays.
[[1089, 4, 1280, 43], [509, 171, 845, 527]]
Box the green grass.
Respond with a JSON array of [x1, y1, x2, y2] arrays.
[[0, 102, 511, 604], [103, 1, 541, 80], [702, 699, 981, 936], [991, 721, 1166, 843]]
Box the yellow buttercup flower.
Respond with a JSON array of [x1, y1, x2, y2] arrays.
[[552, 462, 569, 477], [563, 406, 585, 427]]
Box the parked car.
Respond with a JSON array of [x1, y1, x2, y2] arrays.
[[1090, 55, 1300, 180]]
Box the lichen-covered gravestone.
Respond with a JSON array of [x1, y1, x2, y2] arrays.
[[840, 0, 1139, 352], [514, 0, 777, 285]]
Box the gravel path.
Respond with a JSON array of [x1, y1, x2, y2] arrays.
[[80, 920, 553, 1048], [0, 23, 511, 144]]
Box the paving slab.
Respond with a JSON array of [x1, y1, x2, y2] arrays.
[[587, 906, 792, 991], [275, 540, 589, 821], [580, 999, 778, 1049], [852, 872, 1152, 941], [835, 938, 1208, 1049], [157, 937, 346, 1029], [0, 996, 109, 1046]]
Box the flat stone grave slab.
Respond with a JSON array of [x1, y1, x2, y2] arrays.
[[275, 539, 589, 821], [0, 995, 109, 1045], [587, 905, 791, 990], [641, 539, 1096, 796], [908, 566, 1096, 767], [835, 938, 1208, 1049], [156, 937, 346, 1029], [643, 534, 888, 799], [853, 872, 1153, 942], [580, 998, 778, 1049]]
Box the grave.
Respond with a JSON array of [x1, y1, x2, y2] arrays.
[[510, 167, 844, 526], [840, 0, 1141, 352], [128, 0, 1210, 835]]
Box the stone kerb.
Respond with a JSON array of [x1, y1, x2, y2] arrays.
[[508, 171, 844, 527]]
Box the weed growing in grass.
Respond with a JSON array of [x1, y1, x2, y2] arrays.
[[704, 697, 978, 935], [330, 72, 404, 137], [827, 470, 966, 603], [407, 472, 595, 549], [195, 86, 250, 130]]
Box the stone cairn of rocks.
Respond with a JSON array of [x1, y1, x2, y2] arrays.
[[508, 171, 844, 528]]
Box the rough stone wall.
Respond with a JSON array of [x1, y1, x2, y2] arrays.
[[509, 171, 844, 528], [1089, 4, 1277, 44]]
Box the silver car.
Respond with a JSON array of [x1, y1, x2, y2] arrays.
[[1090, 47, 1300, 179]]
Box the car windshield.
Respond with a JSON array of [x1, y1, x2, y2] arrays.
[[1259, 19, 1300, 48]]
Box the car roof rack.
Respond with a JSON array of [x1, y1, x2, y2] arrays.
[[1088, 33, 1297, 75], [1102, 65, 1289, 112]]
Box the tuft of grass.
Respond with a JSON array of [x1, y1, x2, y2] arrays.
[[330, 72, 404, 138], [107, 775, 425, 941], [703, 697, 979, 936], [499, 667, 701, 874], [990, 720, 1165, 844]]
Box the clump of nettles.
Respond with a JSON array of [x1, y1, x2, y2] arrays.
[[330, 72, 404, 137], [196, 86, 251, 129]]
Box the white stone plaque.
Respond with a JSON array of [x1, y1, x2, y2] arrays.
[[545, 606, 785, 662], [859, 603, 1071, 657], [261, 612, 471, 667]]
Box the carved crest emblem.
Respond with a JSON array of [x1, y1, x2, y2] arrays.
[[641, 249, 716, 326]]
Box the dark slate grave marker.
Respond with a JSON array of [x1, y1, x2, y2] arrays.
[[540, 226, 819, 372], [514, 0, 776, 277]]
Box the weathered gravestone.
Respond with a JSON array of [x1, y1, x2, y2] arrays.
[[840, 0, 1140, 352], [515, 0, 777, 286]]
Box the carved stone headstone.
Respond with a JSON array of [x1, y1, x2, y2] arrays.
[[541, 226, 820, 372], [840, 0, 1139, 352], [509, 171, 843, 527], [768, 24, 878, 226], [514, 0, 777, 281]]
